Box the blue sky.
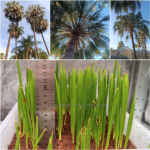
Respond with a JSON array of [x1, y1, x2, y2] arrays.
[[0, 0, 50, 59], [110, 1, 150, 51]]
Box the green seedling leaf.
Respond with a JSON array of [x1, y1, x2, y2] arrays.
[[33, 129, 46, 150]]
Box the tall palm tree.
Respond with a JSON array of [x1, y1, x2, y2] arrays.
[[111, 1, 141, 14], [117, 41, 125, 49], [31, 18, 50, 55], [113, 11, 149, 59], [11, 35, 41, 59], [3, 1, 24, 59], [139, 26, 150, 59], [135, 32, 142, 55], [8, 23, 24, 59], [25, 4, 46, 59], [101, 48, 110, 59], [51, 1, 110, 59]]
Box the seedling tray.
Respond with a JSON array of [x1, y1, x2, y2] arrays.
[[1, 102, 150, 149]]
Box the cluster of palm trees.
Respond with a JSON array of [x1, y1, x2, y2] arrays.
[[51, 1, 110, 59], [4, 1, 49, 59], [111, 1, 150, 59]]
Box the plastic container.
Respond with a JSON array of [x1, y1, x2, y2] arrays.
[[0, 102, 150, 149]]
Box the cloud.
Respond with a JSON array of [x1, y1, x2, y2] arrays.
[[0, 45, 11, 55]]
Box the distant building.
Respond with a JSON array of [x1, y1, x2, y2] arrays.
[[111, 46, 132, 59]]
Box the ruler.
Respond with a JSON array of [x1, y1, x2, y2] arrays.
[[34, 60, 55, 149]]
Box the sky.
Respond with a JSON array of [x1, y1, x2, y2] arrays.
[[110, 1, 150, 51], [0, 0, 50, 59]]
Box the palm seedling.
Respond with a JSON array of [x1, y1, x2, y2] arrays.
[[55, 60, 137, 149], [16, 60, 53, 149]]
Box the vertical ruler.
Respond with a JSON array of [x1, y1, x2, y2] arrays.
[[34, 60, 55, 149]]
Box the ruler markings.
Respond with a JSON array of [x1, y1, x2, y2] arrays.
[[34, 60, 55, 148]]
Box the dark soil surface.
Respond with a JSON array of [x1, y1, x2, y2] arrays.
[[8, 111, 136, 149]]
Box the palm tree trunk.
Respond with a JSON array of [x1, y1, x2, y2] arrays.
[[41, 32, 50, 55], [5, 21, 14, 59], [63, 34, 78, 59], [33, 25, 40, 59], [144, 42, 147, 59], [131, 32, 137, 59], [15, 38, 17, 59]]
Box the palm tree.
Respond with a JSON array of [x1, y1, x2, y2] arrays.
[[3, 1, 24, 59], [0, 53, 5, 59], [135, 32, 142, 55], [25, 4, 46, 59], [11, 35, 41, 59], [139, 26, 150, 59], [73, 45, 100, 59], [113, 11, 149, 59], [117, 41, 125, 49], [111, 1, 141, 14], [39, 51, 49, 59], [101, 48, 110, 59], [31, 18, 50, 55], [7, 23, 24, 59], [51, 1, 110, 59]]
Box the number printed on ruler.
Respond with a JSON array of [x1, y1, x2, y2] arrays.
[[34, 60, 55, 148]]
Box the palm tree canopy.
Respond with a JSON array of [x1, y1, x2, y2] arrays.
[[117, 41, 125, 49], [3, 1, 24, 22], [11, 35, 41, 57], [7, 23, 24, 39], [111, 1, 141, 14], [51, 1, 110, 58], [101, 48, 110, 59], [0, 53, 5, 59], [25, 4, 46, 26], [114, 11, 149, 40], [31, 18, 49, 33]]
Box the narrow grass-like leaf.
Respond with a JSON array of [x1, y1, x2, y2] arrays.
[[47, 132, 53, 150], [106, 88, 119, 149], [124, 87, 137, 149], [33, 129, 46, 150]]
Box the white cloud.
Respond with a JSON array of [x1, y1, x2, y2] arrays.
[[0, 45, 11, 55]]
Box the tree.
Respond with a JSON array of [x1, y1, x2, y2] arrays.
[[138, 26, 150, 59], [111, 1, 141, 14], [25, 4, 46, 59], [51, 1, 110, 59], [135, 32, 142, 55], [7, 23, 24, 59], [0, 53, 5, 59], [117, 41, 125, 49], [101, 48, 110, 59], [31, 18, 50, 56], [39, 51, 49, 59], [11, 35, 41, 59], [3, 1, 24, 59], [113, 11, 149, 59]]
